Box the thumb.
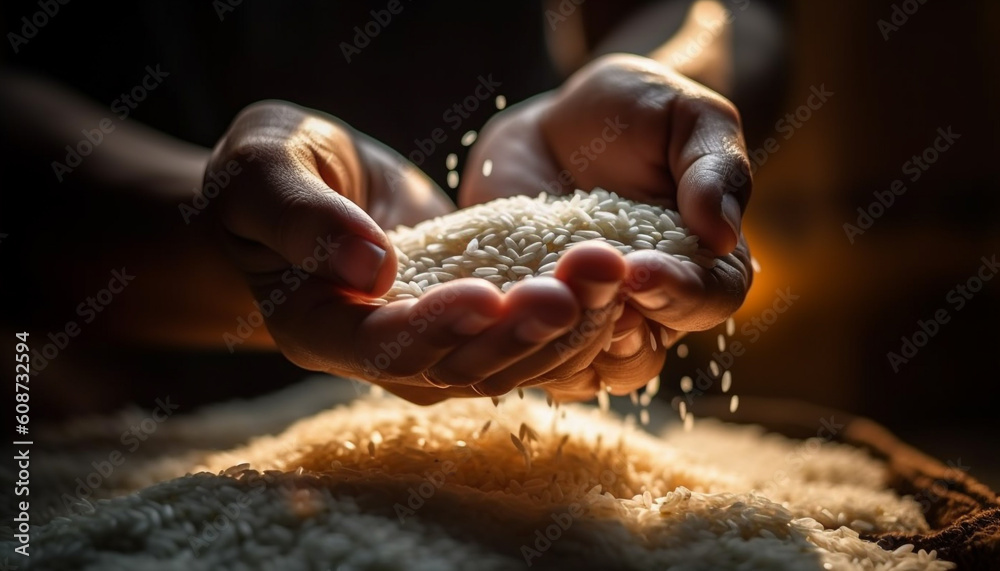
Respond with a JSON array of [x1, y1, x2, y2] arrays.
[[671, 96, 752, 256], [218, 142, 398, 298]]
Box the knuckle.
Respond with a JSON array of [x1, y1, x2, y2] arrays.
[[707, 95, 742, 125], [233, 100, 297, 125]]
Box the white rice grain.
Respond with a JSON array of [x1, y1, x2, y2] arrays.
[[382, 189, 715, 303]]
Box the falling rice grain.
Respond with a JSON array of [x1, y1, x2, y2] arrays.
[[446, 153, 458, 170], [555, 433, 569, 457], [646, 376, 660, 398], [640, 409, 650, 426], [676, 344, 689, 358], [680, 376, 693, 393], [709, 360, 720, 377], [597, 386, 610, 413], [717, 334, 726, 352], [447, 170, 459, 189], [721, 371, 732, 393], [510, 433, 531, 469], [495, 94, 507, 109], [729, 395, 740, 413], [679, 401, 687, 420], [482, 159, 493, 177], [726, 317, 736, 336], [461, 130, 478, 146]]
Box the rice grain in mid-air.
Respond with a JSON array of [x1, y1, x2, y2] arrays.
[[646, 376, 660, 398], [597, 387, 610, 414], [680, 376, 693, 393], [721, 371, 732, 393], [676, 344, 689, 358], [660, 327, 671, 348]]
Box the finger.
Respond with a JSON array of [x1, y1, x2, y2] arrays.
[[669, 92, 752, 256], [355, 279, 504, 378], [593, 313, 666, 395], [472, 301, 620, 397], [218, 107, 397, 296], [623, 250, 744, 331], [426, 277, 579, 387], [544, 368, 603, 403], [372, 382, 480, 406], [554, 241, 627, 309]]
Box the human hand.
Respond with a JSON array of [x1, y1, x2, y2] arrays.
[[208, 101, 614, 404], [459, 54, 753, 401]]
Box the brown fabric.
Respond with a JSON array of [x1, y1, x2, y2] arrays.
[[844, 418, 1000, 570], [695, 396, 1000, 570]]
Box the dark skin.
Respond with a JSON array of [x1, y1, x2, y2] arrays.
[[2, 1, 754, 406], [205, 51, 751, 404]]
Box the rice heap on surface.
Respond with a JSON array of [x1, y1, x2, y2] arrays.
[[382, 189, 718, 302], [21, 392, 954, 570]]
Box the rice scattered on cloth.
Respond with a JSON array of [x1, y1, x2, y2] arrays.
[[9, 390, 955, 570], [382, 189, 725, 301]]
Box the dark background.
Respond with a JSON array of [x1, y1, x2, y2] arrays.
[[1, 1, 997, 486]]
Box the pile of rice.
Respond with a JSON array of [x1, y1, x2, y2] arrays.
[[382, 189, 722, 301], [17, 390, 954, 570]]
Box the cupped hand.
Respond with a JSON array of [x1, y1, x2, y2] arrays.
[[208, 101, 623, 404], [458, 54, 754, 401]]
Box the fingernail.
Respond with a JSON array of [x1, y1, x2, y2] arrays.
[[514, 318, 566, 344], [575, 278, 620, 310], [630, 289, 670, 311], [333, 235, 386, 293], [452, 313, 497, 336], [721, 193, 742, 242], [421, 371, 450, 389]]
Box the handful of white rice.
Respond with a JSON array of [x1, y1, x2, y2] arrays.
[[383, 189, 718, 302]]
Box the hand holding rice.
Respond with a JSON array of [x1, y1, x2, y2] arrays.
[[364, 189, 750, 403]]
